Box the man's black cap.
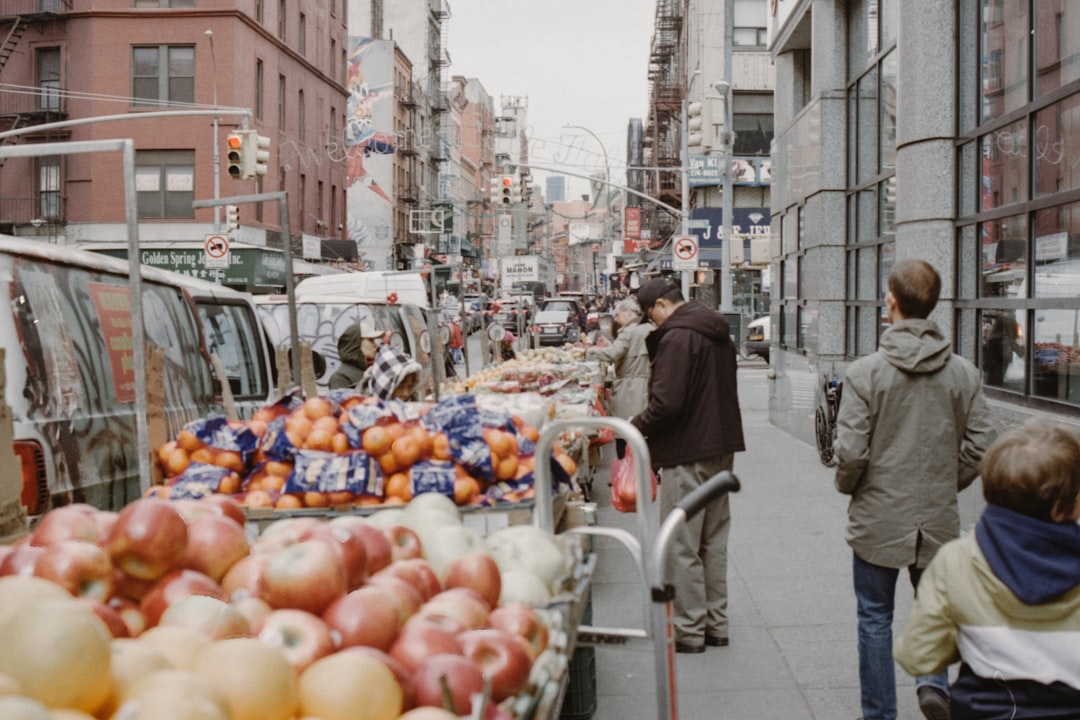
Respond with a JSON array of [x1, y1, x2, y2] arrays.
[[635, 278, 677, 314]]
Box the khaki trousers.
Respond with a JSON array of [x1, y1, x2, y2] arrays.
[[659, 453, 734, 644]]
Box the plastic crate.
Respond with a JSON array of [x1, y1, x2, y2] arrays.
[[560, 645, 597, 720]]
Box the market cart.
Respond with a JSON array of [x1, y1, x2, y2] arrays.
[[534, 417, 740, 720]]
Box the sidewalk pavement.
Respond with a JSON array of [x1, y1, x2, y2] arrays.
[[581, 364, 985, 720]]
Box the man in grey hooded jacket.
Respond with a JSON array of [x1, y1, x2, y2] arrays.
[[835, 259, 997, 720]]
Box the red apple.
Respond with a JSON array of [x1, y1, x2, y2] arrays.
[[382, 524, 424, 562], [108, 595, 148, 637], [200, 494, 247, 527], [299, 523, 368, 591], [442, 553, 501, 610], [32, 539, 114, 601], [258, 516, 321, 546], [322, 586, 402, 652], [351, 646, 417, 711], [390, 613, 465, 673], [257, 540, 347, 615], [78, 597, 130, 638], [411, 653, 485, 716], [487, 602, 549, 661], [181, 513, 250, 582], [364, 573, 425, 625], [0, 543, 44, 577], [419, 587, 491, 630], [331, 517, 394, 574], [378, 557, 441, 601], [460, 628, 532, 701], [103, 498, 189, 581], [220, 552, 271, 602], [28, 505, 100, 547], [111, 567, 156, 603], [140, 568, 228, 628], [258, 608, 336, 674], [92, 510, 119, 540]]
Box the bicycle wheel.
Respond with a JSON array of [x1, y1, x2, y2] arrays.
[[815, 407, 836, 467]]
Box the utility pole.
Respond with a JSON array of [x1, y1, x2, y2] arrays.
[[719, 0, 735, 313], [205, 30, 221, 232]]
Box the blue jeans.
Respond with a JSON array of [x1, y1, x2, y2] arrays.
[[853, 553, 949, 720]]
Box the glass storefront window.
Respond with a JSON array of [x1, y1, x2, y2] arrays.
[[857, 67, 879, 184], [1032, 310, 1080, 403], [980, 118, 1029, 211], [1035, 1, 1080, 97], [857, 248, 877, 301], [858, 188, 877, 242], [981, 308, 1025, 391], [981, 0, 1029, 123], [879, 177, 896, 235], [979, 213, 1027, 299], [1034, 93, 1080, 198], [959, 141, 977, 216], [880, 50, 897, 171], [879, 242, 895, 299]]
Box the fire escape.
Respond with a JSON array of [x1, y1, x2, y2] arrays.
[[644, 0, 683, 246], [0, 1, 72, 237]]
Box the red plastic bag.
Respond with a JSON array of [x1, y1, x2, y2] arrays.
[[610, 450, 657, 513]]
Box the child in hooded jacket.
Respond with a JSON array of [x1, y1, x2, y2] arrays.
[[894, 421, 1080, 719]]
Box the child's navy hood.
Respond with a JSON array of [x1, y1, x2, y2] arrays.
[[975, 503, 1080, 605]]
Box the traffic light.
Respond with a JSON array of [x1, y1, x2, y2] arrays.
[[488, 177, 502, 205], [226, 132, 244, 178], [225, 204, 240, 231], [513, 176, 526, 204], [687, 100, 712, 154], [500, 176, 514, 205], [244, 132, 271, 178]]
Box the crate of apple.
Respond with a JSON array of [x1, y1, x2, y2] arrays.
[[153, 394, 576, 517], [0, 491, 580, 720]]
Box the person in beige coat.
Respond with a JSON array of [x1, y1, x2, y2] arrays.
[[585, 296, 653, 459]]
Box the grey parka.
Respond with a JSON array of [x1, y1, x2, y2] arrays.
[[585, 319, 654, 420], [834, 318, 998, 569]]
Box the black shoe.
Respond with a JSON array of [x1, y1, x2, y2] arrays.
[[917, 685, 950, 720], [705, 635, 729, 647], [674, 642, 705, 654]]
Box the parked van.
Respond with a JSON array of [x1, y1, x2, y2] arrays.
[[255, 270, 436, 395], [0, 237, 240, 516]]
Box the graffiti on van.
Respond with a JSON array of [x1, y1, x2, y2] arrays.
[[10, 257, 216, 512]]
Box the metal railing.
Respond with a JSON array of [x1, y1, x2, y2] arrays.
[[0, 195, 64, 225]]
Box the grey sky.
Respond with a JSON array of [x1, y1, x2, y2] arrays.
[[447, 0, 655, 200]]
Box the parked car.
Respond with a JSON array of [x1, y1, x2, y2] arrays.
[[529, 309, 581, 347], [743, 315, 771, 362], [491, 299, 531, 334], [539, 297, 587, 332]]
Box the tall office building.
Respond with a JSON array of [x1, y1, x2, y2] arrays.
[[545, 176, 566, 202]]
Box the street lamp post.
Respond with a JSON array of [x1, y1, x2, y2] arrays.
[[717, 0, 735, 313], [205, 29, 221, 233]]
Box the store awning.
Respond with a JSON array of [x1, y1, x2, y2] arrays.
[[461, 238, 481, 259]]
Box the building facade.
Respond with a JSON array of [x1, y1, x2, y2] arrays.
[[769, 0, 1080, 442], [0, 0, 348, 290]]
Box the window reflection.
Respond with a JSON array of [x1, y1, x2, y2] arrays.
[[981, 309, 1024, 390], [979, 213, 1027, 299], [980, 119, 1029, 211], [1034, 93, 1080, 198], [981, 0, 1029, 122]]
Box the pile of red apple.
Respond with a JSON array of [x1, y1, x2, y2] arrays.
[[0, 494, 566, 720]]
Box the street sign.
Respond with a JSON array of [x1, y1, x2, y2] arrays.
[[204, 234, 230, 268], [671, 235, 698, 270]]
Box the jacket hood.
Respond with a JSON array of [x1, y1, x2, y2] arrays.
[[336, 324, 367, 367], [878, 319, 952, 373], [975, 503, 1080, 605], [364, 343, 422, 401], [657, 302, 731, 344]]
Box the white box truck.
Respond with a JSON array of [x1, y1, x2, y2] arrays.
[[500, 256, 556, 300]]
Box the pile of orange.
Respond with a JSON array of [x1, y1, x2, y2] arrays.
[[153, 395, 566, 514]]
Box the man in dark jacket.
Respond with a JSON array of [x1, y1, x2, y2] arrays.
[[631, 278, 745, 654], [327, 321, 382, 390]]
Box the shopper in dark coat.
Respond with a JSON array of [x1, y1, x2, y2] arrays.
[[631, 278, 745, 654], [327, 321, 382, 390]]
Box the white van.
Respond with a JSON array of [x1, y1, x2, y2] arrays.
[[255, 271, 436, 395], [0, 237, 234, 516]]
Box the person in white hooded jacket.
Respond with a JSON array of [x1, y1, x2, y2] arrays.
[[894, 421, 1080, 719]]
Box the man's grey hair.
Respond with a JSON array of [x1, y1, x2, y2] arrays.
[[615, 297, 642, 318]]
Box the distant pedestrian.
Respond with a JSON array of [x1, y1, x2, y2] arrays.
[[447, 316, 464, 365], [327, 321, 383, 390], [362, 343, 423, 401], [585, 296, 653, 459], [895, 420, 1080, 719], [834, 258, 998, 720], [630, 278, 745, 654]]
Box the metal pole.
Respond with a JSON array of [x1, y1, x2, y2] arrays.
[[720, 2, 735, 313], [680, 98, 691, 299], [205, 30, 221, 232]]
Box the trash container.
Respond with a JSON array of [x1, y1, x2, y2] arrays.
[[722, 312, 744, 346]]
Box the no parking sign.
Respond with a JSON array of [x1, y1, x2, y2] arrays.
[[204, 234, 230, 268]]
